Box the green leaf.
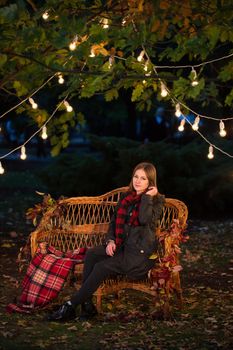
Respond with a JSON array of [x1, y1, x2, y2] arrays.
[[131, 83, 144, 102], [105, 89, 119, 101]]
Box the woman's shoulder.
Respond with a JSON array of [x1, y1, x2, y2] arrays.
[[153, 192, 165, 205]]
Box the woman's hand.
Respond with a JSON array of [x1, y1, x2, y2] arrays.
[[106, 240, 116, 256], [146, 186, 158, 197]]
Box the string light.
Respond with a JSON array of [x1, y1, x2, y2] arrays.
[[160, 81, 168, 97], [178, 119, 185, 132], [20, 146, 27, 160], [42, 11, 49, 20], [64, 101, 73, 112], [41, 125, 48, 139], [191, 67, 199, 86], [29, 97, 38, 109], [101, 18, 109, 29], [175, 103, 182, 117], [219, 120, 227, 137], [58, 73, 64, 84], [69, 36, 78, 51], [0, 161, 5, 175], [137, 50, 145, 62], [108, 56, 114, 69], [89, 49, 95, 57], [207, 145, 214, 159], [192, 116, 200, 130]]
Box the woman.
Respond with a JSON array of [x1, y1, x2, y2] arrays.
[[47, 162, 165, 322]]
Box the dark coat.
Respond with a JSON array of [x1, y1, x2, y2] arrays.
[[105, 192, 165, 280]]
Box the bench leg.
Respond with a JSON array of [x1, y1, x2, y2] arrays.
[[95, 294, 102, 313]]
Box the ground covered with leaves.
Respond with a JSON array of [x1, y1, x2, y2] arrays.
[[0, 169, 233, 349]]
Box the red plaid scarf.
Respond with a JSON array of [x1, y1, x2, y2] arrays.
[[115, 191, 142, 247], [6, 244, 86, 314]]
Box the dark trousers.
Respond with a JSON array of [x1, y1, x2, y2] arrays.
[[70, 245, 124, 306]]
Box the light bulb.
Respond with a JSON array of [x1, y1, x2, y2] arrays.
[[137, 50, 144, 62], [64, 101, 73, 112], [191, 67, 199, 86], [69, 41, 76, 51], [175, 103, 182, 117], [219, 129, 227, 137], [178, 119, 185, 132], [219, 120, 227, 137], [66, 105, 73, 112], [20, 146, 27, 160], [102, 18, 109, 29], [0, 161, 4, 175], [41, 126, 48, 140], [42, 11, 49, 20], [58, 74, 64, 84], [29, 97, 38, 109], [108, 56, 114, 68], [192, 116, 200, 130], [160, 82, 168, 97], [207, 145, 214, 159], [89, 49, 95, 57]]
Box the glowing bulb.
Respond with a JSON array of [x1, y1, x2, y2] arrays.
[[191, 67, 199, 86], [108, 56, 114, 68], [20, 146, 27, 160], [219, 129, 227, 137], [58, 74, 64, 84], [160, 82, 168, 97], [69, 41, 76, 51], [41, 126, 48, 140], [0, 161, 5, 175], [175, 103, 182, 117], [219, 120, 227, 137], [137, 50, 144, 62], [192, 116, 200, 130], [64, 101, 73, 112], [207, 145, 214, 159], [142, 80, 147, 85], [29, 97, 38, 109], [178, 119, 185, 132], [42, 11, 49, 20], [89, 49, 95, 57], [102, 18, 109, 29]]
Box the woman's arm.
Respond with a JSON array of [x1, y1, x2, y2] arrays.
[[139, 192, 165, 227]]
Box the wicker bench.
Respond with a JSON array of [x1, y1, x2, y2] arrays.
[[30, 187, 188, 316]]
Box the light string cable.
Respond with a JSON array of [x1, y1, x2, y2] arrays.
[[130, 19, 233, 158], [0, 56, 87, 162], [0, 74, 57, 120], [0, 94, 69, 160], [171, 95, 233, 158]]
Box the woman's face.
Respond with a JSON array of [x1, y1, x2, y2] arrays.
[[133, 169, 149, 194]]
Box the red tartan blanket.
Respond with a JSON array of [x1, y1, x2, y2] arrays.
[[6, 244, 86, 314]]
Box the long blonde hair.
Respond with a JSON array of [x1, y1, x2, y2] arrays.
[[128, 162, 157, 191]]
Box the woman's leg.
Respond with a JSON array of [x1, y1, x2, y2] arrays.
[[70, 251, 124, 306]]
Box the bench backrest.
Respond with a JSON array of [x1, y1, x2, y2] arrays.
[[31, 187, 188, 254]]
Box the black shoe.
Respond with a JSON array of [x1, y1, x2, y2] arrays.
[[79, 300, 98, 321], [47, 302, 76, 322]]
